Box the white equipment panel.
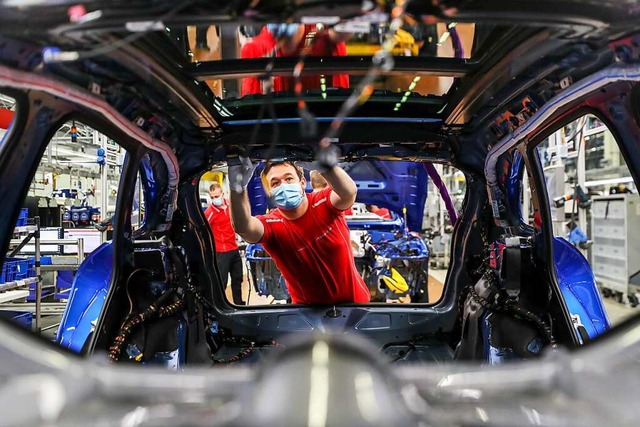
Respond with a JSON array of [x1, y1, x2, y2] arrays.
[[591, 194, 640, 297]]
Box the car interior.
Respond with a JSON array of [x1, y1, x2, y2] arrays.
[[1, 1, 640, 425]]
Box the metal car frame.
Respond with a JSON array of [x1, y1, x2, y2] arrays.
[[1, 1, 640, 425]]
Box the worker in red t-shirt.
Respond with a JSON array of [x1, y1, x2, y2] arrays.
[[309, 170, 328, 193], [367, 204, 392, 219], [204, 182, 245, 305], [310, 170, 353, 215], [240, 24, 350, 96], [228, 159, 369, 305]]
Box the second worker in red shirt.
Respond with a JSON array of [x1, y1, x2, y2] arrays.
[[205, 182, 245, 305], [228, 159, 370, 305]]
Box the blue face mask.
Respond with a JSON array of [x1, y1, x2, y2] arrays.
[[212, 198, 223, 207], [271, 183, 304, 210], [266, 23, 300, 38]]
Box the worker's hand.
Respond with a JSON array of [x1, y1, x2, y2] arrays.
[[228, 156, 258, 193], [297, 145, 340, 173], [296, 160, 326, 173]]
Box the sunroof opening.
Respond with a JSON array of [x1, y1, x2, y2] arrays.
[[167, 21, 482, 100], [211, 75, 456, 102]]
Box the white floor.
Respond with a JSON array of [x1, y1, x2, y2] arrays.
[[603, 298, 637, 326], [428, 268, 448, 285]]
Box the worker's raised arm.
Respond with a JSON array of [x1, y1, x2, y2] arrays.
[[227, 158, 264, 243], [323, 165, 357, 211], [228, 190, 264, 243]]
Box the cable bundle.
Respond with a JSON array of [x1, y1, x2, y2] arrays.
[[108, 294, 185, 363]]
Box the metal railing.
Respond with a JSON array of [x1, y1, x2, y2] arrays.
[[7, 217, 85, 331]]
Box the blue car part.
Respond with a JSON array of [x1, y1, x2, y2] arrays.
[[245, 243, 289, 300], [553, 237, 610, 340], [57, 242, 113, 352], [59, 238, 197, 366], [567, 225, 589, 246], [506, 151, 608, 340], [459, 234, 609, 363], [375, 235, 430, 260], [346, 161, 428, 232]]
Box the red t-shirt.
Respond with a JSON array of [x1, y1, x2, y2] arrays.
[[240, 25, 349, 96], [257, 187, 370, 305], [240, 27, 277, 96], [374, 208, 391, 219], [204, 202, 239, 253]]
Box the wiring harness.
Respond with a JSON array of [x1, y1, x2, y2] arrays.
[[212, 335, 284, 365], [108, 239, 218, 363], [457, 213, 557, 350], [467, 270, 557, 348], [108, 292, 186, 363]]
